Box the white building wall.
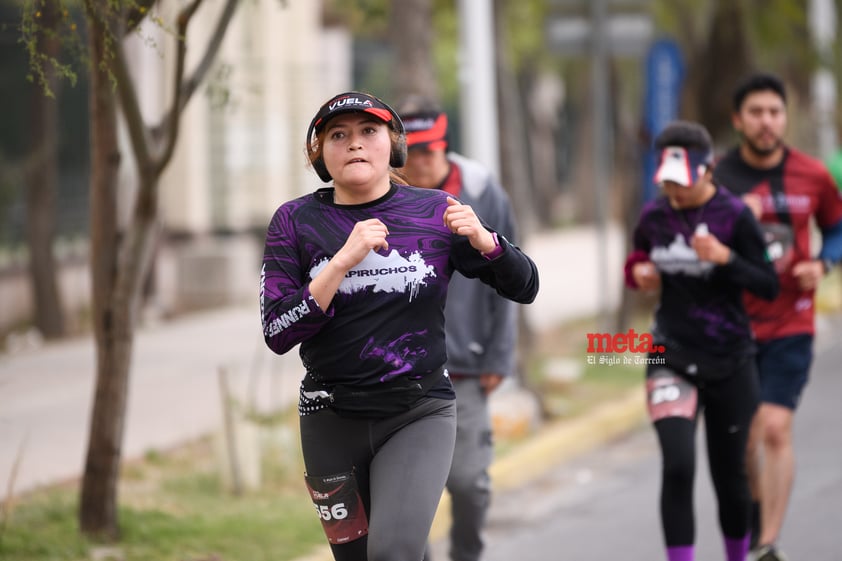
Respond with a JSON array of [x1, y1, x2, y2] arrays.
[[147, 0, 352, 235], [240, 1, 354, 223], [0, 1, 359, 333], [134, 0, 352, 314]]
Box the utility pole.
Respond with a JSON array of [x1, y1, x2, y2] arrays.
[[457, 0, 500, 179], [809, 0, 837, 159], [591, 0, 611, 331]]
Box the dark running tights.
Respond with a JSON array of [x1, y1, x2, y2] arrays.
[[300, 397, 457, 561], [653, 367, 759, 546]]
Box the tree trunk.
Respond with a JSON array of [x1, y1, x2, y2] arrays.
[[79, 312, 133, 540], [78, 7, 160, 540], [24, 0, 65, 339], [493, 0, 537, 237], [78, 0, 238, 538], [695, 0, 751, 144], [79, 3, 124, 539], [493, 0, 549, 417], [525, 70, 564, 229], [389, 0, 438, 101]]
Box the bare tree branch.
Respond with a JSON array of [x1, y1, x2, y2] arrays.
[[152, 0, 238, 143], [126, 0, 159, 32], [110, 41, 154, 180], [154, 0, 204, 175], [177, 0, 238, 111]]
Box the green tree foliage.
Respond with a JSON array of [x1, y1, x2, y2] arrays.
[[652, 0, 820, 145], [19, 0, 85, 96]]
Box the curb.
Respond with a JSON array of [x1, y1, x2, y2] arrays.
[[490, 386, 646, 491], [295, 387, 647, 561], [428, 387, 646, 539]]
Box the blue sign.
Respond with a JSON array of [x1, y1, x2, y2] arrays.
[[641, 38, 684, 202]]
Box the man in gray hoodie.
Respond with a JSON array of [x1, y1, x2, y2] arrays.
[[397, 95, 519, 561]]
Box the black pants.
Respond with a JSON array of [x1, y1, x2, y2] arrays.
[[647, 359, 759, 547], [300, 396, 457, 561]]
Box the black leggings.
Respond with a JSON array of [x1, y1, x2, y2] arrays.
[[299, 396, 457, 561], [647, 361, 759, 546]]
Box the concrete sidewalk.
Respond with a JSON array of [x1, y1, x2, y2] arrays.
[[0, 224, 627, 503], [0, 306, 304, 502]]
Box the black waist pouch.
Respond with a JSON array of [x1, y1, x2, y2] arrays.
[[318, 367, 445, 419], [651, 345, 751, 383]]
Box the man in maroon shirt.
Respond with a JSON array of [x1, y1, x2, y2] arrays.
[[713, 72, 842, 561]]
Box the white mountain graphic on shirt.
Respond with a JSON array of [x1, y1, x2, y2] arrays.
[[650, 234, 714, 276], [310, 250, 436, 301]]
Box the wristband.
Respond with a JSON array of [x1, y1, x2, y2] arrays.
[[481, 232, 504, 260], [726, 250, 736, 265]]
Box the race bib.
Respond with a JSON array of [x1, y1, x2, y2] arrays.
[[646, 370, 698, 422], [305, 471, 368, 544]]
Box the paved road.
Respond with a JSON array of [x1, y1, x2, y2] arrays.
[[4, 223, 840, 561], [448, 317, 842, 561]]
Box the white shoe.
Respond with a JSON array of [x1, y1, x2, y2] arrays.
[[752, 544, 789, 561]]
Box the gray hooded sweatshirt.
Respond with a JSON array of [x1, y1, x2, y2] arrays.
[[444, 152, 519, 378]]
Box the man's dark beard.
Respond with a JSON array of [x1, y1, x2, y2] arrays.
[[744, 135, 782, 158]]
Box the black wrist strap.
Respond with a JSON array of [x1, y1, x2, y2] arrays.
[[769, 173, 791, 226], [822, 258, 834, 275]]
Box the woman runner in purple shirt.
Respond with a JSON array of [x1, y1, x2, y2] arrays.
[[625, 120, 777, 561], [260, 91, 538, 561]]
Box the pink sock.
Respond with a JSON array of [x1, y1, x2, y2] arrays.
[[724, 534, 750, 561], [667, 545, 694, 561]]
